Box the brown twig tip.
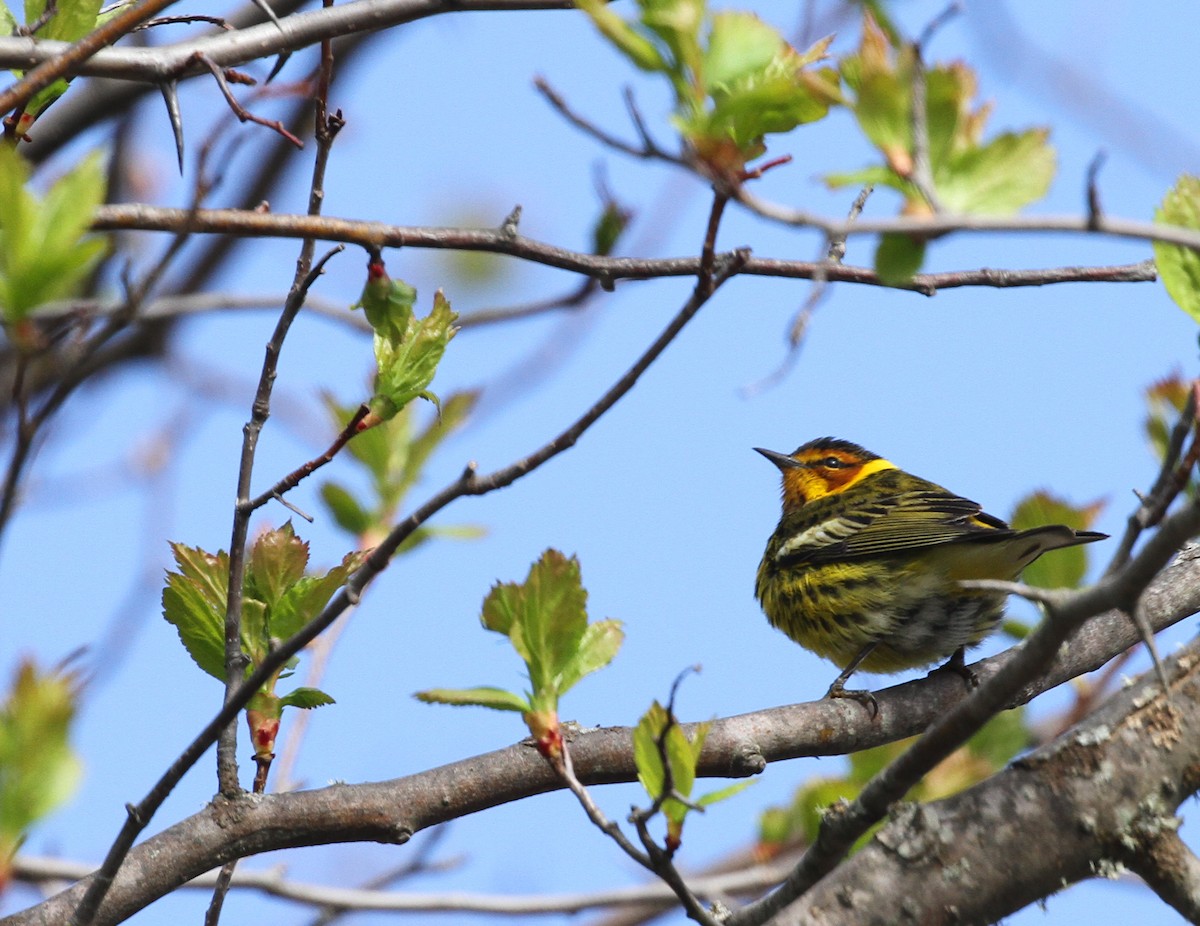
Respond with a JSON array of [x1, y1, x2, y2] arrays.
[[916, 1, 963, 50], [740, 154, 793, 182], [500, 206, 522, 237], [1086, 151, 1108, 230]]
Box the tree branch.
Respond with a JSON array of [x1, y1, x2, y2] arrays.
[[726, 491, 1200, 926], [771, 636, 1200, 925], [11, 852, 795, 916], [90, 204, 1162, 293], [0, 0, 575, 82], [11, 548, 1200, 926]]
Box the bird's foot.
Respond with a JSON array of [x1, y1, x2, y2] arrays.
[[824, 679, 879, 719], [930, 647, 979, 690]]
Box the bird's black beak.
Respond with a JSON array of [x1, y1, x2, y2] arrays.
[[754, 447, 801, 470]]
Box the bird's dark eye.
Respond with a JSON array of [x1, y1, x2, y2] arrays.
[[821, 456, 845, 468]]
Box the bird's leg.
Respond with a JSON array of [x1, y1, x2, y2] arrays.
[[929, 646, 979, 690], [825, 642, 880, 718]]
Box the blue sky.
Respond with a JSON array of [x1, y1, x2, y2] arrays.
[[3, 1, 1200, 923]]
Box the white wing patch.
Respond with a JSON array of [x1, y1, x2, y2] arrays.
[[774, 516, 864, 561]]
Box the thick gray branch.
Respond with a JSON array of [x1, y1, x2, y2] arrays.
[[6, 551, 1199, 926], [772, 636, 1200, 926], [0, 0, 572, 80]]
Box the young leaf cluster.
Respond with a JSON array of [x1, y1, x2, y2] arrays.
[[351, 259, 458, 428], [320, 390, 483, 549], [0, 147, 107, 339], [633, 701, 750, 852], [161, 524, 361, 756], [577, 0, 838, 180], [0, 659, 81, 890], [826, 13, 1055, 218], [416, 549, 623, 757]]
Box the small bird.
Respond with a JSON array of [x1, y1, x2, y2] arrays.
[[754, 437, 1105, 712]]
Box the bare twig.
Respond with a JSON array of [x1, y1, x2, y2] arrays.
[[741, 186, 874, 397], [203, 863, 237, 926], [1086, 150, 1107, 229], [213, 245, 342, 798], [194, 52, 304, 147], [91, 204, 1178, 286], [246, 398, 364, 511], [1107, 381, 1200, 572], [13, 850, 794, 916], [534, 75, 684, 166], [906, 43, 940, 212]]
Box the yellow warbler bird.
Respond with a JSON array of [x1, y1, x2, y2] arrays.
[[754, 437, 1105, 711]]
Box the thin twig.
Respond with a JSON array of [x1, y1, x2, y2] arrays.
[[13, 849, 796, 916], [244, 395, 363, 511], [1086, 150, 1107, 230], [214, 246, 342, 800], [194, 52, 304, 147], [533, 75, 684, 165], [906, 45, 940, 212], [1108, 382, 1200, 572], [203, 864, 237, 926], [741, 186, 874, 397]]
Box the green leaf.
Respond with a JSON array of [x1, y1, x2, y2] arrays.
[[270, 550, 366, 640], [161, 542, 230, 681], [633, 701, 669, 800], [639, 0, 704, 79], [556, 618, 624, 695], [398, 390, 478, 497], [874, 233, 926, 284], [241, 599, 269, 665], [833, 11, 1054, 217], [513, 550, 589, 695], [246, 522, 309, 611], [479, 549, 591, 690], [937, 129, 1056, 214], [577, 0, 667, 72], [697, 778, 754, 807], [369, 289, 458, 424], [0, 148, 107, 326], [0, 5, 17, 36], [319, 481, 373, 536], [1010, 491, 1103, 590], [1155, 175, 1200, 323], [354, 262, 416, 342], [414, 686, 531, 713], [703, 11, 782, 92], [279, 687, 336, 710], [1143, 373, 1193, 464], [428, 550, 615, 727], [591, 199, 632, 257], [0, 659, 81, 860]]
